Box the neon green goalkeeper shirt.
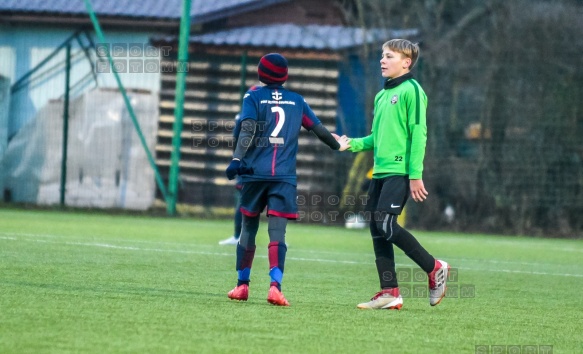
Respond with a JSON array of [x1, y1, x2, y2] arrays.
[[349, 75, 427, 179]]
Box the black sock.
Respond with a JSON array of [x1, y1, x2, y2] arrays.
[[392, 227, 435, 273], [371, 221, 398, 288], [375, 256, 398, 288], [375, 214, 435, 273]]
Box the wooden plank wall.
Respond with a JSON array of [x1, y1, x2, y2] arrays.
[[156, 49, 347, 220]]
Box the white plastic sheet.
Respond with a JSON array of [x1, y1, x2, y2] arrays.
[[1, 88, 159, 210]]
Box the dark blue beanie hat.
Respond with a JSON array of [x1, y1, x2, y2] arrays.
[[258, 53, 288, 85]]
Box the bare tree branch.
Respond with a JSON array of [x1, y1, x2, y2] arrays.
[[429, 4, 491, 52]]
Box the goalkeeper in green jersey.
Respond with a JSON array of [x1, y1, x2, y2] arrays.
[[336, 39, 450, 310]]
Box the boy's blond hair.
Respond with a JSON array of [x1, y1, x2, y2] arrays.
[[382, 39, 420, 70]]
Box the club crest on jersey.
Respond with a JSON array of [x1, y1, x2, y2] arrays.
[[272, 91, 282, 101], [391, 95, 398, 104]]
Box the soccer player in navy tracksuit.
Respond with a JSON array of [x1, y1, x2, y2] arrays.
[[219, 112, 244, 245], [225, 53, 350, 306], [219, 85, 259, 246]]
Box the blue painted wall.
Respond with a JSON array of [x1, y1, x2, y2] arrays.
[[336, 54, 366, 138]]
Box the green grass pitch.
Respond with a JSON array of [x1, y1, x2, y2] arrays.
[[1, 208, 582, 353]]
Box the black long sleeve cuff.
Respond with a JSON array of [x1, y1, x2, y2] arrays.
[[311, 123, 340, 150]]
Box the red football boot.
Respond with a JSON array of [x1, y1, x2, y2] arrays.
[[267, 286, 290, 306], [228, 284, 249, 301]]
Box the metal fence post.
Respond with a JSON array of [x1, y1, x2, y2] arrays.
[[167, 0, 192, 215], [60, 43, 72, 206]]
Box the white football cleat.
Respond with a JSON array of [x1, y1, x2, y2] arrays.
[[428, 259, 450, 306], [219, 236, 239, 245], [357, 288, 403, 310]]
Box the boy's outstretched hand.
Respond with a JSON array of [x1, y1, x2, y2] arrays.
[[332, 133, 351, 151]]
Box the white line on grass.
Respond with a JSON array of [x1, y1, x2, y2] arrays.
[[0, 232, 222, 249], [1, 232, 58, 238], [444, 257, 546, 267], [2, 236, 583, 278], [6, 231, 583, 258]]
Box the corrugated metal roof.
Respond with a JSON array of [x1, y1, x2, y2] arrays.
[[0, 0, 289, 22], [169, 24, 419, 51]]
